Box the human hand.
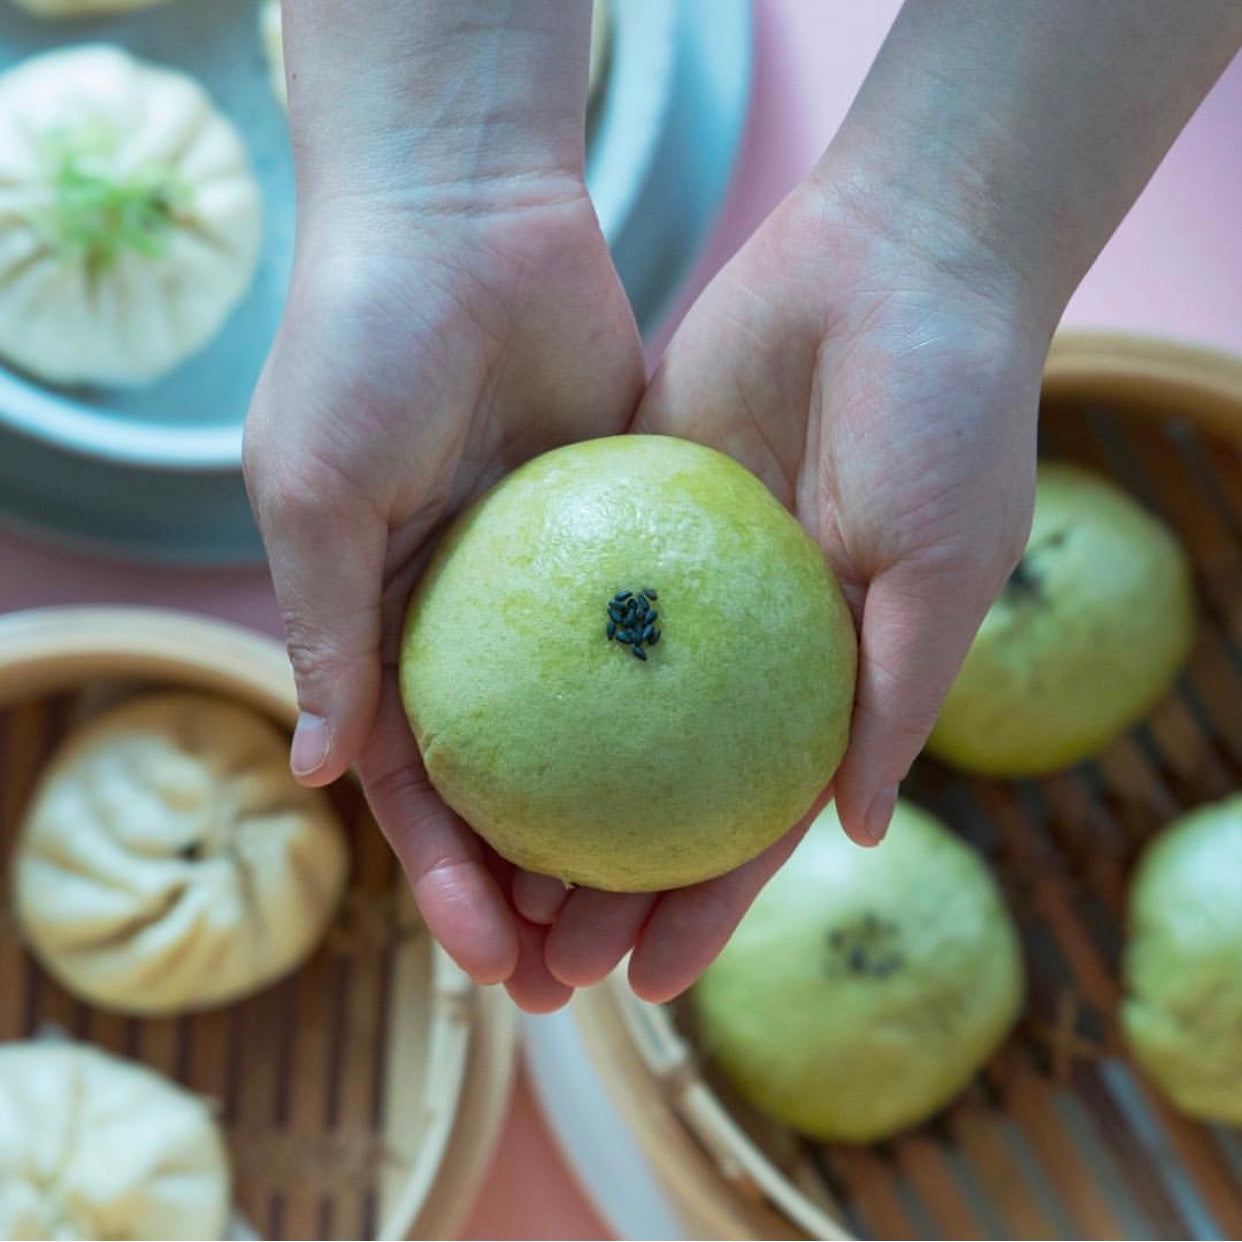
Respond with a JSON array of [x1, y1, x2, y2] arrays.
[[586, 0, 1242, 1007], [249, 0, 821, 1016], [530, 0, 1242, 1007], [580, 173, 1054, 997], [502, 167, 1056, 1009], [245, 168, 653, 1011], [631, 0, 1242, 905], [246, 0, 779, 1014], [246, 0, 1240, 1016]]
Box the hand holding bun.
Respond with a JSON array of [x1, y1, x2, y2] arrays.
[[13, 692, 349, 1015]]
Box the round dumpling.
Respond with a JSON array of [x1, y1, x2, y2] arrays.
[[0, 45, 262, 387], [0, 1041, 230, 1241], [1122, 795, 1242, 1124], [925, 463, 1194, 776], [9, 0, 174, 14], [692, 800, 1024, 1142], [13, 691, 349, 1015]]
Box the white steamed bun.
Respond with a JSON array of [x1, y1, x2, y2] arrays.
[[14, 691, 349, 1014], [0, 44, 262, 386], [0, 1040, 230, 1241]]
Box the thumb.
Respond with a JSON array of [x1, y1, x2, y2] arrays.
[[247, 455, 387, 788], [831, 560, 1002, 847]]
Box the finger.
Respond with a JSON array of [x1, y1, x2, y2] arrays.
[[504, 917, 575, 1015], [628, 812, 817, 1004], [831, 562, 999, 847], [358, 679, 519, 984], [545, 889, 658, 989], [244, 425, 387, 787], [512, 870, 571, 926], [552, 784, 833, 991]]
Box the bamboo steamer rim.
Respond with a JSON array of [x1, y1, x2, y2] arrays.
[[0, 605, 517, 1241], [568, 333, 1242, 1242], [575, 978, 839, 1241], [1043, 330, 1242, 435]]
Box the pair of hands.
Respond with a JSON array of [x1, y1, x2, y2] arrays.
[[244, 165, 1048, 1013]]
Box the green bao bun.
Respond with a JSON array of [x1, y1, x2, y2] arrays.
[[692, 800, 1024, 1143], [1122, 795, 1242, 1125], [926, 462, 1194, 777], [400, 435, 857, 892]]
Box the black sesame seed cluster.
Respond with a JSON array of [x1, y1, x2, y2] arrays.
[[607, 589, 660, 660], [826, 912, 904, 979]]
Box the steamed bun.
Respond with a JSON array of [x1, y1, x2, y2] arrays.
[[692, 800, 1024, 1142], [0, 1041, 230, 1241], [0, 45, 262, 387], [9, 0, 174, 14], [926, 463, 1194, 776], [1122, 795, 1242, 1124], [14, 691, 349, 1015]]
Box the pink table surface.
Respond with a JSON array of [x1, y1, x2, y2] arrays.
[[1, 3, 1239, 1238]]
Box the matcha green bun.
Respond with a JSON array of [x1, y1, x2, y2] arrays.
[[926, 462, 1195, 777], [1122, 795, 1242, 1125], [400, 435, 857, 892], [692, 800, 1024, 1143]]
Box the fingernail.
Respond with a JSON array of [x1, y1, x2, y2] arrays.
[[291, 712, 330, 778], [865, 783, 899, 845], [512, 871, 571, 925]]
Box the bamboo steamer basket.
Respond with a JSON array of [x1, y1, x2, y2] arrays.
[[0, 607, 516, 1241], [572, 333, 1242, 1241]]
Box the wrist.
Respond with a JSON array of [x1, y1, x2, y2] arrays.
[[815, 0, 1242, 340], [812, 115, 1076, 343], [286, 1, 594, 209], [803, 151, 1065, 347]]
